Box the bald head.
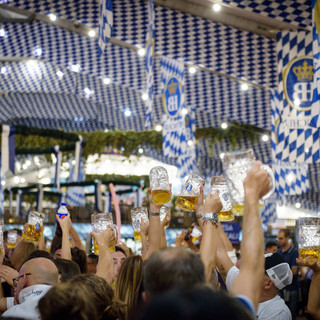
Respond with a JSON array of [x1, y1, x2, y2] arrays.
[[21, 257, 59, 286]]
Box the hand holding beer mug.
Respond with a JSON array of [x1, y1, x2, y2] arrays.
[[131, 207, 149, 242], [7, 230, 18, 249], [210, 176, 234, 222], [222, 149, 275, 215], [298, 218, 320, 263], [191, 226, 202, 243], [91, 213, 116, 254], [25, 212, 44, 245], [149, 166, 171, 205], [176, 175, 205, 212]]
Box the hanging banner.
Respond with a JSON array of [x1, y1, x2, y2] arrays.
[[145, 0, 155, 129], [272, 31, 320, 163], [161, 57, 185, 158], [1, 125, 15, 176], [98, 0, 113, 56], [260, 196, 277, 232], [36, 184, 44, 212], [177, 110, 197, 177], [53, 145, 62, 189], [271, 90, 310, 195]]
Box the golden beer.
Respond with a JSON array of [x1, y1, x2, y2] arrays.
[[134, 230, 142, 242], [7, 242, 16, 249], [92, 238, 115, 255], [176, 196, 198, 212], [299, 247, 320, 263], [218, 210, 234, 222], [151, 189, 171, 205], [25, 224, 44, 244]]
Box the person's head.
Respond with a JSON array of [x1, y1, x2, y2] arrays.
[[70, 274, 125, 320], [277, 229, 291, 248], [115, 255, 144, 318], [14, 257, 59, 298], [10, 241, 37, 271], [87, 253, 99, 274], [38, 282, 98, 320], [71, 247, 87, 273], [23, 250, 54, 264], [54, 258, 81, 282], [112, 246, 127, 279], [139, 286, 253, 320], [50, 236, 62, 258], [260, 253, 293, 301], [265, 241, 278, 254], [143, 248, 205, 299]]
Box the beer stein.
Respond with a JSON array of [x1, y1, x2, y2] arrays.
[[25, 212, 44, 244], [7, 230, 18, 249], [298, 217, 320, 263], [176, 174, 205, 212], [210, 176, 234, 222], [149, 166, 171, 205], [191, 226, 202, 243], [222, 149, 275, 216], [91, 213, 116, 254], [131, 207, 149, 241]]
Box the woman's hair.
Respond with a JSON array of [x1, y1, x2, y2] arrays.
[[38, 282, 98, 320], [71, 247, 87, 273], [24, 250, 54, 263], [115, 255, 144, 319], [10, 241, 36, 271], [70, 274, 125, 320], [54, 258, 81, 282]]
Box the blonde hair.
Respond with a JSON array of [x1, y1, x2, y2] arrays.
[[114, 255, 143, 319]]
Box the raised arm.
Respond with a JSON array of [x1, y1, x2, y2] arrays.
[[160, 210, 170, 249], [92, 228, 115, 284], [56, 214, 72, 261], [200, 192, 222, 282], [230, 161, 271, 311], [297, 257, 320, 319], [69, 227, 86, 251], [140, 217, 149, 261]]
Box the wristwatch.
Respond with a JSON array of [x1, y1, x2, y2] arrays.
[[201, 212, 219, 224], [149, 210, 160, 216]]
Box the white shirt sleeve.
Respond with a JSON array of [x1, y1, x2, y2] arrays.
[[6, 297, 14, 309], [226, 265, 240, 291], [227, 249, 237, 265]]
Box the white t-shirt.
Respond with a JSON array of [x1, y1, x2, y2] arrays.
[[226, 266, 291, 320], [257, 295, 292, 320]]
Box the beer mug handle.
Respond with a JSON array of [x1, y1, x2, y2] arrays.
[[261, 165, 275, 200]]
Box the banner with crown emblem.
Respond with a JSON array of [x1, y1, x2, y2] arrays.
[[177, 110, 197, 177], [272, 31, 320, 163], [161, 57, 185, 158]]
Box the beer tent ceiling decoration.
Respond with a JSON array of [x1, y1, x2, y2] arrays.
[[0, 0, 319, 212]]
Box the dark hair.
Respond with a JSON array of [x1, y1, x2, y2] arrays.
[[265, 241, 278, 250], [138, 287, 254, 320], [88, 253, 99, 264], [50, 236, 62, 255], [143, 248, 205, 297], [115, 246, 127, 257], [38, 282, 99, 320], [71, 247, 87, 273], [23, 250, 54, 264], [54, 258, 81, 282], [279, 229, 291, 238], [70, 274, 126, 320]]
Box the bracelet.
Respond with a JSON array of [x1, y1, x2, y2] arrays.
[[202, 212, 219, 224], [149, 211, 160, 216]]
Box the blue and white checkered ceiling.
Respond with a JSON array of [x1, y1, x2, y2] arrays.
[[0, 0, 319, 212]]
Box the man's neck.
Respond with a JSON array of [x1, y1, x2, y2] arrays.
[[259, 291, 278, 303], [281, 243, 291, 252]]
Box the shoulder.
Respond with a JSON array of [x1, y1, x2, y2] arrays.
[[258, 296, 292, 320]]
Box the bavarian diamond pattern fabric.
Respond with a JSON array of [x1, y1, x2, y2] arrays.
[[260, 196, 277, 232], [274, 31, 320, 163], [98, 0, 112, 56], [223, 0, 311, 28]]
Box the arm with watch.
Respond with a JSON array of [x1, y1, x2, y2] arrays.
[[199, 192, 222, 283]]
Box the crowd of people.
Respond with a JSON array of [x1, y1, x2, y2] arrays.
[[0, 161, 319, 320]]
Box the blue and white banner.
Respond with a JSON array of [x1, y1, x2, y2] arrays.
[[177, 111, 197, 177], [98, 0, 113, 56], [145, 0, 155, 129], [221, 223, 240, 244], [260, 197, 277, 232], [272, 31, 320, 163], [1, 125, 15, 177], [161, 57, 185, 158], [310, 0, 320, 128]]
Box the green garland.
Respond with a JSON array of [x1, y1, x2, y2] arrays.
[[0, 123, 269, 158]]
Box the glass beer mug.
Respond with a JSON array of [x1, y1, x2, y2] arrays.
[[210, 176, 234, 222], [7, 230, 18, 249], [191, 226, 202, 243], [176, 174, 205, 212], [298, 217, 320, 263], [91, 213, 116, 254], [131, 207, 149, 242], [149, 166, 171, 205], [222, 149, 275, 216], [25, 212, 44, 245]]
